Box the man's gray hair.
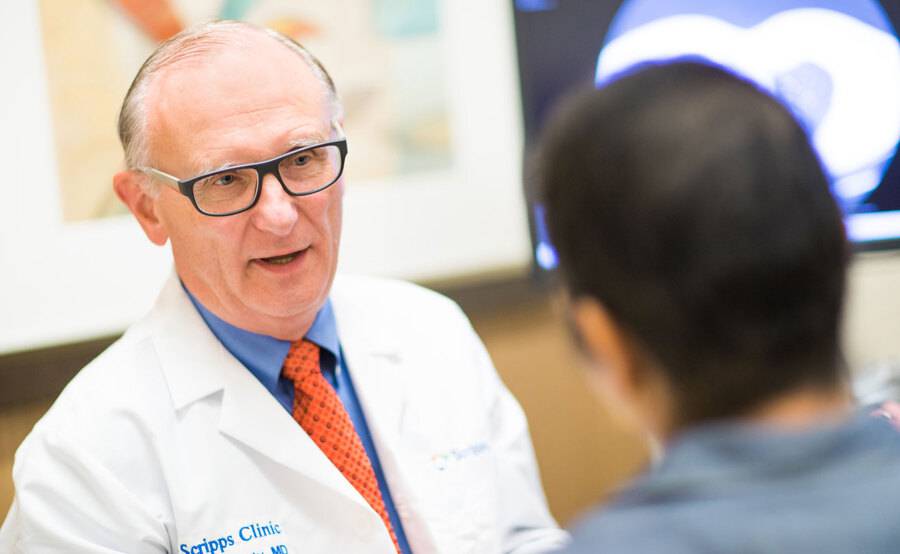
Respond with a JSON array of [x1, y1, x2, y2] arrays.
[[117, 20, 342, 174]]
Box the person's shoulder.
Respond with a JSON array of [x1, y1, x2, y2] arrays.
[[562, 416, 900, 553], [7, 320, 177, 541], [18, 319, 174, 462], [836, 415, 900, 489], [563, 503, 690, 554]]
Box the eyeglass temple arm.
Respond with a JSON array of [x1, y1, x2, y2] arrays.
[[140, 167, 182, 191]]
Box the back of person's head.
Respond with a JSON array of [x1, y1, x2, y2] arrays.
[[539, 60, 849, 428]]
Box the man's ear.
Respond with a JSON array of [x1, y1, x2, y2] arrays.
[[570, 297, 639, 400], [113, 170, 169, 246], [571, 297, 675, 440]]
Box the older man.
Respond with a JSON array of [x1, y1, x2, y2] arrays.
[[0, 21, 566, 553]]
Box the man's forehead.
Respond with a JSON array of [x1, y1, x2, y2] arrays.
[[151, 32, 314, 90], [152, 110, 334, 175], [144, 35, 332, 171]]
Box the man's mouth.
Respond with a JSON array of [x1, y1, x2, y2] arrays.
[[259, 250, 304, 265]]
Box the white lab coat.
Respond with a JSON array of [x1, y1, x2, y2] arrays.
[[1, 274, 568, 554]]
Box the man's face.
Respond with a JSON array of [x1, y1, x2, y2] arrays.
[[144, 35, 343, 339]]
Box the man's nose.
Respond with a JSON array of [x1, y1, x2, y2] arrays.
[[251, 172, 298, 235]]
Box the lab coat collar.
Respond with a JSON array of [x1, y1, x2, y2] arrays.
[[330, 275, 408, 439], [146, 274, 380, 521], [148, 274, 233, 410]]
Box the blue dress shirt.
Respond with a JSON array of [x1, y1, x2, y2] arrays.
[[185, 288, 412, 554]]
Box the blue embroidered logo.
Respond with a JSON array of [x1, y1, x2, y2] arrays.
[[431, 442, 489, 471]]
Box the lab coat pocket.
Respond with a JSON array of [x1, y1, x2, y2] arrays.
[[405, 437, 501, 553]]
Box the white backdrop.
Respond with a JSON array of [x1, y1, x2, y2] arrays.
[[0, 1, 532, 354]]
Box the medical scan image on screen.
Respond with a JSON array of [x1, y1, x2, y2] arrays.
[[515, 0, 900, 270]]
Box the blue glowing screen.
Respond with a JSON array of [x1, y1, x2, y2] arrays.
[[518, 0, 900, 270]]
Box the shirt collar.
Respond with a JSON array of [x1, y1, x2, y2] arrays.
[[654, 410, 890, 481], [182, 283, 342, 393]]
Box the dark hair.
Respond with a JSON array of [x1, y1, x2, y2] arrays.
[[539, 60, 849, 425]]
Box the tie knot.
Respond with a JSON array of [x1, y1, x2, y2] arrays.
[[282, 339, 320, 383]]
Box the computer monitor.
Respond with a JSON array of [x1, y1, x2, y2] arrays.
[[514, 0, 900, 275]]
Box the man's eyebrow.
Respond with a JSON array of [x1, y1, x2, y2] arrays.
[[286, 135, 329, 149], [186, 135, 332, 176], [189, 158, 241, 177]]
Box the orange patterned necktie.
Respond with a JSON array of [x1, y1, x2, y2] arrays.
[[281, 339, 401, 553]]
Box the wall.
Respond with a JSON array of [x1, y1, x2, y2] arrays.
[[844, 251, 900, 371]]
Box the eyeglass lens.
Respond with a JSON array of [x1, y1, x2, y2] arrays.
[[192, 144, 343, 214]]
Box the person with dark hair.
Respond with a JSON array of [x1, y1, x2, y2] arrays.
[[539, 60, 900, 553]]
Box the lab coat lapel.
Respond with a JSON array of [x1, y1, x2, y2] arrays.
[[340, 333, 408, 439], [332, 279, 442, 552], [215, 362, 371, 514], [149, 274, 372, 513], [330, 279, 408, 442]]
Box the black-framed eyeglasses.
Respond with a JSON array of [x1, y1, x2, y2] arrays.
[[140, 139, 348, 216]]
